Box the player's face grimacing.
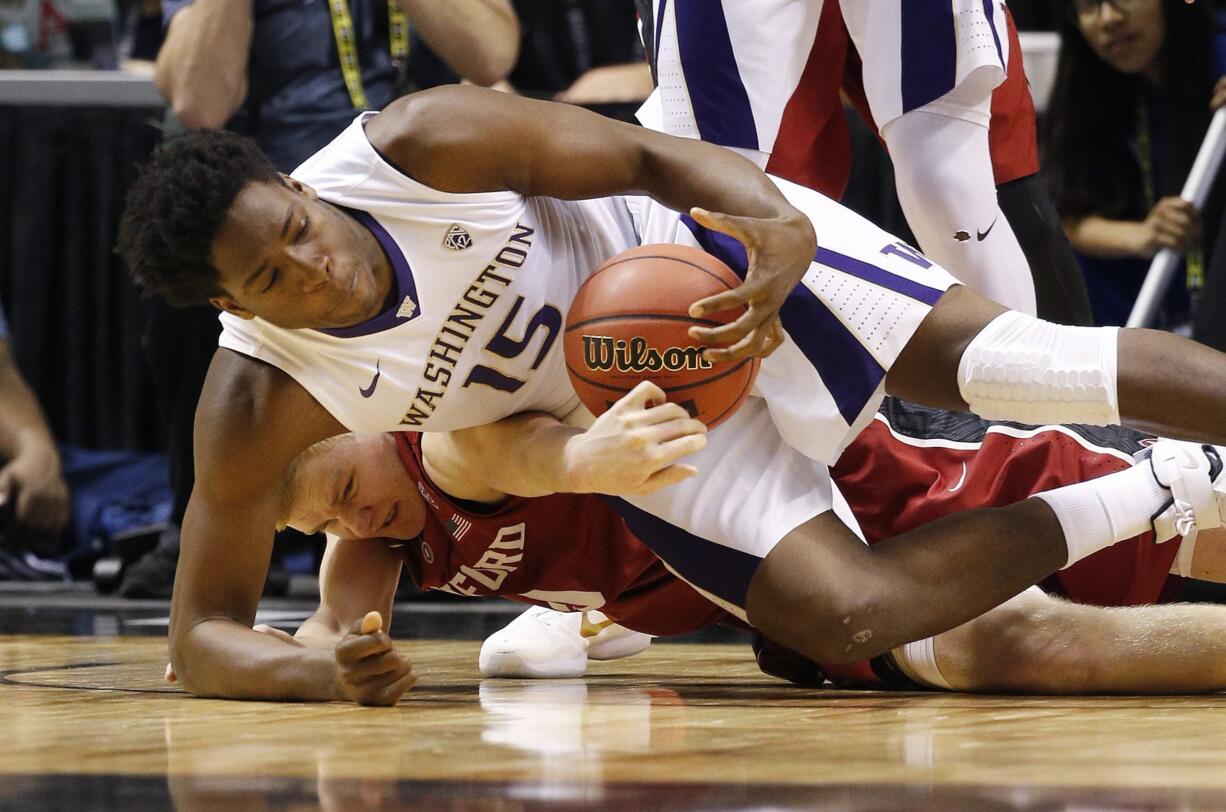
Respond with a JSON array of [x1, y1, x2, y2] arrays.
[[207, 177, 394, 329], [284, 433, 427, 541]]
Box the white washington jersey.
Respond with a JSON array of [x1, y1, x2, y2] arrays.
[[216, 111, 959, 603], [219, 112, 641, 433], [640, 0, 1009, 162], [219, 110, 959, 461]]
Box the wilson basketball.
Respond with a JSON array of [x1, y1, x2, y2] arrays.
[[564, 244, 760, 429]]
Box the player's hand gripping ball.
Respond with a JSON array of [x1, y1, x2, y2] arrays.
[[564, 245, 761, 429]]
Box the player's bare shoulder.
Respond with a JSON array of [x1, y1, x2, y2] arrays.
[[419, 431, 507, 505], [364, 85, 515, 196]]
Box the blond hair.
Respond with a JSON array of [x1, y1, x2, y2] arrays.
[[275, 433, 353, 531]]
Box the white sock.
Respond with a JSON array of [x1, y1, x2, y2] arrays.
[[1034, 463, 1169, 568]]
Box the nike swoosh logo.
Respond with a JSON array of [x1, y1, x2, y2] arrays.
[[947, 462, 968, 493], [580, 613, 616, 639], [977, 215, 999, 242], [359, 360, 382, 398]]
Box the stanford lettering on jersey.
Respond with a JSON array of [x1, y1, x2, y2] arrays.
[[401, 224, 536, 427], [416, 481, 439, 510], [438, 522, 526, 596]]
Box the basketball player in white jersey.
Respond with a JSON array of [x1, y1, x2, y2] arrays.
[[638, 0, 1039, 314], [119, 86, 1226, 701]]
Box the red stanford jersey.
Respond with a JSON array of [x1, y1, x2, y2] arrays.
[[393, 433, 729, 636], [831, 399, 1183, 609]]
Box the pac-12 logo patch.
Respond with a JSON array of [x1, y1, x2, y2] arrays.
[[442, 223, 473, 251]]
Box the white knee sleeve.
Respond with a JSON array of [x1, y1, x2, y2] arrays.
[[882, 111, 1037, 315], [958, 311, 1121, 426]]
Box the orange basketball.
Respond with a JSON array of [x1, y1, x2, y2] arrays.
[[564, 244, 760, 429]]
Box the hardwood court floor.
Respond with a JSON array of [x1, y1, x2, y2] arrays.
[[4, 632, 1226, 809]]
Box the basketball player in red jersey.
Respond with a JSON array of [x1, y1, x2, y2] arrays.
[[208, 388, 1226, 704]]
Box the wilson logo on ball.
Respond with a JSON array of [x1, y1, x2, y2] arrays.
[[582, 335, 713, 373]]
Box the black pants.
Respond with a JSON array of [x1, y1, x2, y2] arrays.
[[1194, 203, 1226, 353], [998, 173, 1094, 327], [142, 299, 221, 528]]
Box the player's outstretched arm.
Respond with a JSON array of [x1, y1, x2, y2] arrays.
[[294, 567, 417, 706], [295, 535, 403, 649], [431, 382, 707, 501], [169, 350, 349, 701], [364, 86, 817, 361]]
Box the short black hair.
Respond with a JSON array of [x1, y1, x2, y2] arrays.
[[117, 129, 280, 307]]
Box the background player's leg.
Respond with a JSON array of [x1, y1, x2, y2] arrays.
[[930, 589, 1226, 694], [997, 174, 1094, 326], [882, 109, 1037, 315]]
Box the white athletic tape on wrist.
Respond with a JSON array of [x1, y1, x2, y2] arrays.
[[1035, 461, 1170, 568], [958, 312, 1121, 426]]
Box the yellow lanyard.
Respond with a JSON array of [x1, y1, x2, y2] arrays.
[[328, 0, 409, 111], [1137, 94, 1204, 291]]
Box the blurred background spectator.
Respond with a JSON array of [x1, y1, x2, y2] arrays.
[[0, 298, 69, 576], [1043, 0, 1226, 329], [507, 0, 650, 119], [1, 0, 121, 68]]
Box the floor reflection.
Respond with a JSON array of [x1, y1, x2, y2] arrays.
[[478, 681, 689, 757]]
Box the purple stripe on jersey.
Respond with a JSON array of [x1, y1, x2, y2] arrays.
[[317, 207, 422, 339], [816, 247, 944, 306], [680, 213, 749, 279], [900, 0, 957, 115], [606, 497, 760, 610], [789, 294, 887, 425], [681, 215, 887, 425], [654, 0, 668, 68], [982, 0, 1004, 67], [674, 0, 759, 151]]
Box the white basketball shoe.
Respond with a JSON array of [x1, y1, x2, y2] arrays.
[[1146, 440, 1226, 544], [478, 606, 652, 678]]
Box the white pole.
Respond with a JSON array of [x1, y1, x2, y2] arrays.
[[1126, 107, 1226, 328]]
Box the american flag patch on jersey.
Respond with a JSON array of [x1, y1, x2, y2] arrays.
[[444, 515, 473, 541]]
